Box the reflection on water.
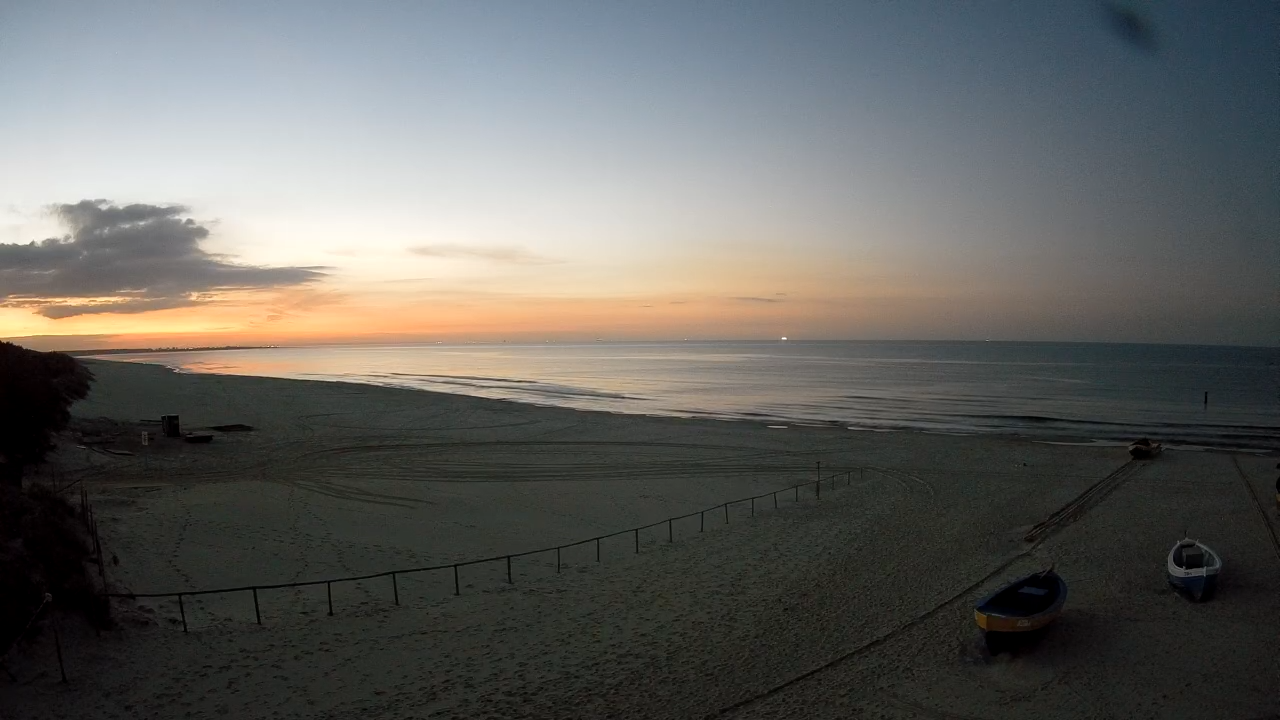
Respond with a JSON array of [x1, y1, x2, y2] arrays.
[[96, 341, 1280, 450]]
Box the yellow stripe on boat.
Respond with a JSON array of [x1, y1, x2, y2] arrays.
[[974, 609, 1061, 633]]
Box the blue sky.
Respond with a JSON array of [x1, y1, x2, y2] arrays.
[[0, 1, 1276, 346]]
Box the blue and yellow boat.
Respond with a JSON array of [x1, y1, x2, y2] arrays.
[[974, 568, 1067, 634]]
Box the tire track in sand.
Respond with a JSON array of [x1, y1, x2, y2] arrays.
[[713, 457, 1134, 718]]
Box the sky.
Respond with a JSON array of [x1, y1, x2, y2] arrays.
[[0, 0, 1276, 349]]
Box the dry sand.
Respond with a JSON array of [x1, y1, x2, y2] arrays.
[[2, 359, 1277, 719]]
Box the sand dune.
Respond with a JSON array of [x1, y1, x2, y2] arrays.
[[3, 360, 1277, 719]]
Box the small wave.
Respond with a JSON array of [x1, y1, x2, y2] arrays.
[[382, 372, 538, 385]]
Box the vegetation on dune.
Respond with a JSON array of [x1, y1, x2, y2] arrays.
[[0, 342, 105, 654], [1, 484, 111, 649], [0, 341, 94, 488]]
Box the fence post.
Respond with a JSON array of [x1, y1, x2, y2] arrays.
[[556, 547, 561, 573], [724, 503, 729, 523], [596, 538, 601, 562], [253, 588, 261, 625], [634, 529, 639, 554], [327, 582, 334, 615], [751, 497, 755, 516], [668, 518, 673, 543], [94, 516, 105, 582], [393, 573, 400, 604], [453, 565, 460, 596], [178, 594, 187, 633], [795, 486, 799, 502], [506, 557, 513, 584], [700, 511, 705, 532], [51, 611, 67, 683]]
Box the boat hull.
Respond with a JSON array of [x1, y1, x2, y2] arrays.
[[974, 570, 1068, 634], [974, 608, 1061, 633], [1167, 539, 1222, 602], [1168, 571, 1218, 601]]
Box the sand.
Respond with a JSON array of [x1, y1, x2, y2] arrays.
[[2, 359, 1277, 719]]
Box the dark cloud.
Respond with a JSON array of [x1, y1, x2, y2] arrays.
[[730, 296, 783, 303], [408, 243, 554, 265], [0, 200, 327, 318]]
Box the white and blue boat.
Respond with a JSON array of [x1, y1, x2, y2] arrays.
[[1167, 538, 1221, 601]]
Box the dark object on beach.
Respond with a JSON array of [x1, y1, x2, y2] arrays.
[[1128, 438, 1162, 458], [1167, 538, 1221, 602], [103, 448, 135, 456], [975, 568, 1067, 639], [183, 432, 213, 444], [209, 424, 255, 432], [161, 414, 181, 438]]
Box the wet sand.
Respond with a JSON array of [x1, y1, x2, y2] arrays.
[[3, 359, 1277, 719]]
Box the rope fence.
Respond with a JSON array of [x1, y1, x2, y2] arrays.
[[101, 463, 873, 632]]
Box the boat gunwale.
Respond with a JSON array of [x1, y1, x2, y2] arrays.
[[974, 570, 1068, 628], [1166, 539, 1222, 579]]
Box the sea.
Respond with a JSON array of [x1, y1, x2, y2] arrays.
[[98, 341, 1280, 451]]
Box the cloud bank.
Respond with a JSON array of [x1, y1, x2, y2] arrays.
[[0, 200, 326, 318]]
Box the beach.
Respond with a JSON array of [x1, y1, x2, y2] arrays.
[[3, 359, 1277, 719]]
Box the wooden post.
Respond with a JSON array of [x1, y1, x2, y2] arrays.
[[773, 491, 778, 509], [795, 486, 800, 502], [51, 612, 67, 683], [327, 582, 334, 615], [1204, 391, 1209, 406], [253, 588, 261, 625], [178, 594, 187, 633], [816, 479, 821, 501], [668, 518, 673, 543], [393, 573, 400, 604], [724, 503, 729, 523], [88, 506, 97, 556], [596, 538, 601, 562], [453, 566, 460, 596], [94, 516, 105, 582], [634, 529, 639, 554], [506, 557, 513, 584], [700, 511, 704, 532], [556, 547, 561, 573], [751, 497, 755, 516]]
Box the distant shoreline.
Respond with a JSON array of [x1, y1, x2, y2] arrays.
[[68, 346, 277, 357]]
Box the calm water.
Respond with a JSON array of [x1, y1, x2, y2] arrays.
[[100, 342, 1279, 450]]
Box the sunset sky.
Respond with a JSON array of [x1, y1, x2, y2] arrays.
[[1, 1, 1276, 349]]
